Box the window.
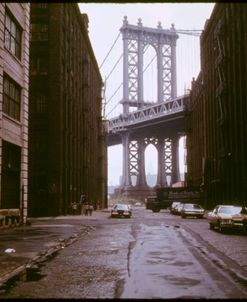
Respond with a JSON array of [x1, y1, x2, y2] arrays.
[[36, 3, 47, 9], [3, 74, 21, 121], [4, 11, 22, 59], [35, 137, 48, 155], [35, 92, 47, 113], [30, 57, 48, 75], [1, 141, 21, 208], [30, 23, 48, 41]]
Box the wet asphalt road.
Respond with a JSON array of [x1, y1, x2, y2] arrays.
[[1, 206, 247, 299]]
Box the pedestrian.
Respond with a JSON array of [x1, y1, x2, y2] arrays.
[[71, 201, 77, 215], [80, 194, 87, 215], [88, 202, 93, 216], [85, 203, 89, 216]]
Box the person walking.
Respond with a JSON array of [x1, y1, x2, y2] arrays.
[[88, 201, 93, 216]]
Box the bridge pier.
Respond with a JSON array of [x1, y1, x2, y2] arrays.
[[113, 133, 181, 201], [171, 135, 181, 184], [121, 131, 131, 189], [136, 138, 147, 188], [156, 138, 168, 187]]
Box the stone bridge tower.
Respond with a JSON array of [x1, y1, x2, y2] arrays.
[[116, 17, 181, 199]]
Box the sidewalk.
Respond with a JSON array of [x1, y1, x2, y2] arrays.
[[0, 210, 110, 291]]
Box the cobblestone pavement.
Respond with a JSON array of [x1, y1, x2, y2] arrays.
[[0, 210, 109, 290], [0, 208, 247, 293]]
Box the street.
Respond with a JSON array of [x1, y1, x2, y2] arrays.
[[1, 206, 247, 299]]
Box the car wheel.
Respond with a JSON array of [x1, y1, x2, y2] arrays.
[[181, 214, 186, 218], [218, 223, 224, 233]]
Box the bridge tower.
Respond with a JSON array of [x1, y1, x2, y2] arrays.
[[116, 17, 182, 199]]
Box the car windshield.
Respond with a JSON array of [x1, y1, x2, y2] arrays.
[[218, 206, 242, 214]]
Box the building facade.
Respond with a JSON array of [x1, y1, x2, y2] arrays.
[[186, 3, 247, 209], [29, 3, 107, 216], [0, 3, 30, 226]]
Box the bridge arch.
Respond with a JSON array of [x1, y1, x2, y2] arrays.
[[145, 143, 158, 187], [120, 17, 178, 115]]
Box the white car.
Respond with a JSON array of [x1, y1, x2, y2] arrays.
[[207, 205, 242, 232], [180, 203, 205, 219], [111, 204, 132, 218], [170, 201, 181, 214]]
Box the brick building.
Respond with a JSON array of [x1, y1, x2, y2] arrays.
[[29, 3, 107, 216], [186, 3, 247, 208], [0, 3, 30, 225]]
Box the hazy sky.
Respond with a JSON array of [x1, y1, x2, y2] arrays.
[[78, 3, 215, 186]]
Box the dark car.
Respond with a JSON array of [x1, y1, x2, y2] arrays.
[[111, 204, 132, 218], [180, 203, 205, 219]]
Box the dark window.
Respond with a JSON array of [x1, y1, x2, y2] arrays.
[[1, 141, 21, 209], [35, 92, 47, 113], [36, 3, 47, 9], [30, 57, 48, 75], [30, 23, 48, 41], [4, 11, 22, 59], [3, 74, 21, 121]]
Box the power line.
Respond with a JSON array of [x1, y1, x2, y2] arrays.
[[99, 32, 121, 69]]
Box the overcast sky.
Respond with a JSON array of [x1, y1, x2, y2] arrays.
[[78, 2, 215, 186]]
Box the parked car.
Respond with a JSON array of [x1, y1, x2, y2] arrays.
[[174, 203, 184, 215], [170, 201, 181, 214], [207, 205, 243, 232], [180, 203, 205, 219], [228, 206, 247, 233], [111, 204, 132, 218]]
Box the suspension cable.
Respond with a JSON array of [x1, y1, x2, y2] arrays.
[[106, 82, 123, 106], [106, 48, 154, 116], [105, 85, 123, 117], [143, 54, 156, 73], [105, 54, 123, 81], [106, 99, 122, 118], [99, 32, 121, 69]]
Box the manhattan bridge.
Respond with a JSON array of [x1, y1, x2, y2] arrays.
[[103, 17, 202, 199]]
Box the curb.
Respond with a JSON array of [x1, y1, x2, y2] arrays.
[[0, 225, 94, 291]]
